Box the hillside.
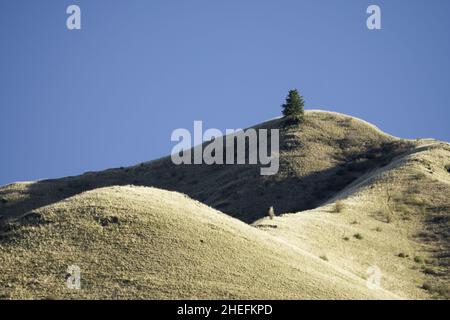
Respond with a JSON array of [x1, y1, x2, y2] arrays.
[[0, 111, 413, 223], [0, 110, 449, 299], [0, 186, 397, 299], [255, 142, 450, 299]]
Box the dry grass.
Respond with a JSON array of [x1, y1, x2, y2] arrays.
[[0, 186, 396, 299], [0, 111, 413, 224], [253, 141, 450, 300], [1, 110, 449, 300]]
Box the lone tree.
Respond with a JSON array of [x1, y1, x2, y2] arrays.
[[282, 89, 305, 124]]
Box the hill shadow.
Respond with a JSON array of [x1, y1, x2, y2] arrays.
[[0, 139, 414, 224]]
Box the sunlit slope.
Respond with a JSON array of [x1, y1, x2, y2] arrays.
[[0, 186, 399, 300], [0, 111, 413, 223], [255, 142, 450, 299], [1, 110, 448, 299]]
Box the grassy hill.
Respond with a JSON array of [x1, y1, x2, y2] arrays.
[[0, 110, 449, 299], [0, 111, 413, 223], [255, 142, 450, 299], [0, 186, 397, 299]]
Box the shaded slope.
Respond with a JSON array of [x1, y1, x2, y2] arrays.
[[0, 111, 413, 223], [0, 111, 448, 300], [0, 186, 397, 299], [254, 142, 450, 299]]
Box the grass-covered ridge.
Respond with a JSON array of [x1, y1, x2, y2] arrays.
[[0, 186, 397, 299], [0, 111, 413, 223], [0, 110, 449, 299]]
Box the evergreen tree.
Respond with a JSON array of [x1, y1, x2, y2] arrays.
[[281, 89, 305, 123]]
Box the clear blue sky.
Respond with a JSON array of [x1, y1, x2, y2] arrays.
[[1, 0, 449, 185]]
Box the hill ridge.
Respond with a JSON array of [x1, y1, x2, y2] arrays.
[[0, 110, 418, 223], [1, 110, 449, 299]]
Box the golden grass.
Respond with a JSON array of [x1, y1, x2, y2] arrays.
[[0, 110, 449, 300], [254, 142, 450, 299], [0, 111, 413, 223], [0, 186, 397, 299]]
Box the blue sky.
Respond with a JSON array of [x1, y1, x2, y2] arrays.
[[1, 0, 449, 185]]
